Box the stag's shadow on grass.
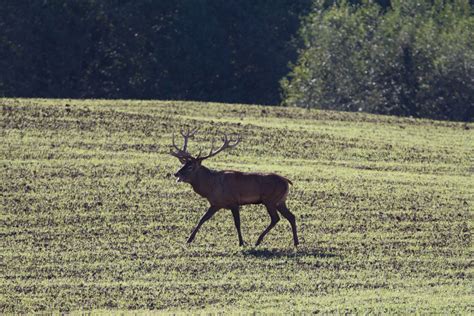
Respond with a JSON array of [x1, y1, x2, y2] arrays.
[[242, 247, 339, 259]]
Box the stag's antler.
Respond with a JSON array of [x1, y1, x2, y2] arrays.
[[170, 127, 198, 164], [197, 133, 241, 161]]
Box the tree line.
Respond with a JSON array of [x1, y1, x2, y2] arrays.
[[283, 0, 473, 121], [0, 0, 311, 105], [1, 0, 472, 121]]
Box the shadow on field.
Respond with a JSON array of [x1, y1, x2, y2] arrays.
[[242, 248, 339, 259]]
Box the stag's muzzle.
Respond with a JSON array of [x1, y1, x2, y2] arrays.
[[174, 172, 183, 183]]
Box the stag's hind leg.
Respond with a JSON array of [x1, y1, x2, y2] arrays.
[[255, 204, 280, 246], [230, 206, 245, 246], [277, 202, 299, 246]]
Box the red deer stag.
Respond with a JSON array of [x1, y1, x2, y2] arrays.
[[170, 128, 299, 247]]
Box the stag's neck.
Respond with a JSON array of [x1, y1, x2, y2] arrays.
[[189, 165, 217, 198]]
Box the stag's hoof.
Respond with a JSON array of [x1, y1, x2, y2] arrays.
[[187, 236, 195, 243]]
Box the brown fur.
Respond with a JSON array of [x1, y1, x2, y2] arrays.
[[171, 129, 298, 246], [175, 161, 299, 246]]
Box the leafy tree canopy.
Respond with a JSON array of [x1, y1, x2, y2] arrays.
[[282, 0, 473, 121], [0, 0, 311, 105]]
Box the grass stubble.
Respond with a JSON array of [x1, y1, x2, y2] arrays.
[[1, 98, 472, 313]]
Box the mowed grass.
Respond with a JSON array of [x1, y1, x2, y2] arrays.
[[1, 98, 472, 313]]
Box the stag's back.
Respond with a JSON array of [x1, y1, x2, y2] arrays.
[[213, 171, 291, 207]]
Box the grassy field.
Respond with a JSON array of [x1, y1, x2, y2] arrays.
[[1, 98, 473, 313]]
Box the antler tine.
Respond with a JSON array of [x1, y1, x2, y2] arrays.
[[179, 127, 198, 152], [228, 133, 242, 147], [180, 127, 198, 137], [170, 127, 199, 164], [198, 132, 241, 161], [171, 133, 180, 151], [207, 138, 216, 158]]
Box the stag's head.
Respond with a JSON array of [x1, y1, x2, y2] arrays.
[[170, 128, 241, 183]]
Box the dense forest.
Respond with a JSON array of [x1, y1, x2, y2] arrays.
[[1, 0, 472, 121], [1, 0, 312, 105], [283, 0, 473, 121]]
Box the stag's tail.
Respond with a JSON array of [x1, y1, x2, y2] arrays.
[[276, 176, 293, 206]]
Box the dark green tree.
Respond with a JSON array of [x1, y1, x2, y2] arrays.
[[282, 0, 474, 121], [0, 0, 311, 105]]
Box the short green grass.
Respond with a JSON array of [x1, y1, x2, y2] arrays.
[[1, 98, 472, 313]]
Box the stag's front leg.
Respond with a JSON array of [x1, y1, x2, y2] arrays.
[[187, 206, 220, 243], [231, 206, 245, 246]]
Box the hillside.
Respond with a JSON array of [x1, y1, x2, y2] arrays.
[[1, 99, 472, 313]]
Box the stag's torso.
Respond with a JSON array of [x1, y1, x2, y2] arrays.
[[189, 166, 290, 208]]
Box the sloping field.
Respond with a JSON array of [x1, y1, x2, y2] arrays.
[[1, 99, 472, 313]]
